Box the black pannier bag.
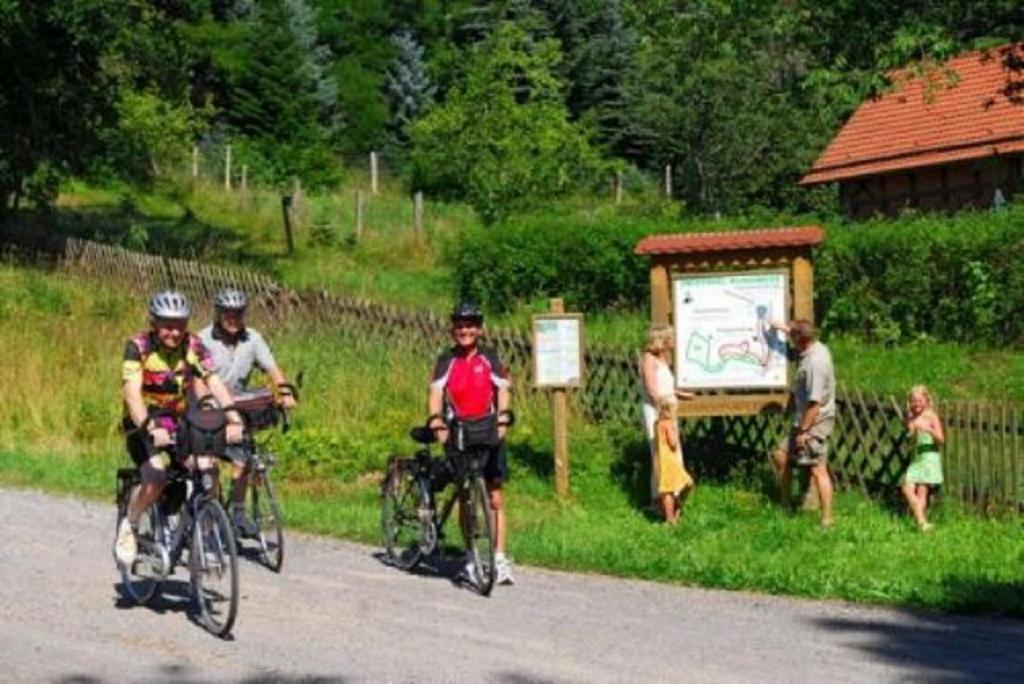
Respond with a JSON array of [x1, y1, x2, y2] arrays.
[[181, 407, 228, 457], [453, 413, 499, 451]]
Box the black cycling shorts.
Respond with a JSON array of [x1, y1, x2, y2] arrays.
[[445, 441, 508, 485]]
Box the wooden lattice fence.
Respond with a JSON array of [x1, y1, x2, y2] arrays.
[[5, 233, 1023, 510]]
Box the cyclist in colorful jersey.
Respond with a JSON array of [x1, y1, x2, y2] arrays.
[[115, 290, 243, 567], [199, 288, 297, 535], [427, 302, 516, 585]]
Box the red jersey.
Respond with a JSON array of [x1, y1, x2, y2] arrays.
[[430, 345, 510, 420]]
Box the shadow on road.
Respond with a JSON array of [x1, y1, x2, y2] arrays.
[[58, 661, 349, 683], [810, 596, 1024, 682], [112, 580, 191, 615], [372, 549, 485, 594]]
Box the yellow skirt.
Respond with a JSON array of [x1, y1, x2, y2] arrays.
[[656, 440, 693, 496]]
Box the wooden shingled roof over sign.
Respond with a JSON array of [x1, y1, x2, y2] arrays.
[[634, 226, 825, 256], [802, 44, 1024, 185]]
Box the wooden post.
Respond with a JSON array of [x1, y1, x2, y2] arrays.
[[281, 195, 295, 255], [292, 177, 303, 228], [664, 164, 673, 199], [355, 190, 364, 241], [225, 144, 232, 190], [370, 151, 379, 195], [650, 259, 670, 325], [792, 255, 814, 322], [614, 170, 623, 205], [413, 191, 424, 239], [191, 145, 199, 190], [550, 297, 570, 497]]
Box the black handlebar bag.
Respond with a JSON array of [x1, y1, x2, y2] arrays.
[[180, 407, 228, 457], [452, 414, 499, 452]]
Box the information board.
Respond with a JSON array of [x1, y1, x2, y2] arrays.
[[533, 314, 584, 388], [673, 271, 788, 390]]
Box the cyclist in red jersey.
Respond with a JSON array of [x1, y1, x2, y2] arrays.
[[428, 302, 515, 585]]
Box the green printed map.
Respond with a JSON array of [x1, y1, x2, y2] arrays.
[[673, 272, 788, 389]]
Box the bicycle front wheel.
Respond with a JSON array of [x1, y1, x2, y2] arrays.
[[190, 500, 239, 637], [116, 498, 163, 606], [466, 474, 496, 596], [381, 457, 432, 571], [251, 468, 285, 573]]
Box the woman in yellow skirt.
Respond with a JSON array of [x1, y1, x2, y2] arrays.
[[654, 398, 694, 524]]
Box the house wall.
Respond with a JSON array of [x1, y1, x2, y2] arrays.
[[838, 155, 1022, 219]]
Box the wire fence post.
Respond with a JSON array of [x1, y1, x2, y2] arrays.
[[413, 191, 424, 240], [370, 151, 379, 195], [225, 144, 232, 190]]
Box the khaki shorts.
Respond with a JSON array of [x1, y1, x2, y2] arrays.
[[780, 430, 829, 467]]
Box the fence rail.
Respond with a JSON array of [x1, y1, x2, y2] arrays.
[[5, 232, 1022, 510]]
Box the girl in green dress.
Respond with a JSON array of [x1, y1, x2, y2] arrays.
[[902, 385, 945, 531]]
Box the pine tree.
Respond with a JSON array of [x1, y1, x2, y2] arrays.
[[228, 0, 341, 188], [385, 30, 436, 149]]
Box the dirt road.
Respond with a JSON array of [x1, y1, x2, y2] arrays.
[[1, 487, 1021, 682]]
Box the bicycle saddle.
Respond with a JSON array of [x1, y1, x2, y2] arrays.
[[409, 425, 438, 445]]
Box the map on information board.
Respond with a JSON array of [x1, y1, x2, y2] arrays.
[[673, 271, 788, 390]]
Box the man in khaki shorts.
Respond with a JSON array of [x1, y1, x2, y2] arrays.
[[770, 319, 836, 527]]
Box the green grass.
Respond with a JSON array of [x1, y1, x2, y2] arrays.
[[1, 263, 1022, 616]]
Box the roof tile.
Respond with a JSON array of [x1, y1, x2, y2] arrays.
[[802, 44, 1024, 184]]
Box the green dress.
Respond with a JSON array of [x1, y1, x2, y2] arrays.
[[905, 431, 943, 485]]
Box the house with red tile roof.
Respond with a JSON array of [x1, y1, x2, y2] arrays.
[[801, 44, 1024, 218]]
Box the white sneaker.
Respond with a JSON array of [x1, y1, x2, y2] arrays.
[[496, 555, 515, 586], [115, 518, 137, 567]]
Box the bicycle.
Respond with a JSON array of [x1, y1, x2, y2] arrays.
[[227, 381, 300, 573], [380, 420, 504, 596], [113, 407, 240, 638]]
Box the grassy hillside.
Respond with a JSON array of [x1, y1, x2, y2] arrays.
[[6, 176, 1018, 400]]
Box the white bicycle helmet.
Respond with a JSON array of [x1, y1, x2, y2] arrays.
[[214, 287, 248, 311], [148, 290, 191, 320]]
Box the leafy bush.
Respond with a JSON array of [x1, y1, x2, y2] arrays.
[[817, 206, 1024, 344], [445, 209, 670, 312], [448, 203, 1024, 345]]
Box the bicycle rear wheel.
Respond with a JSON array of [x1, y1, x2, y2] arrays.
[[251, 468, 285, 572], [116, 499, 164, 606], [466, 474, 496, 596], [190, 500, 239, 637], [381, 457, 433, 571]]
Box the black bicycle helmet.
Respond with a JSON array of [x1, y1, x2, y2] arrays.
[[450, 300, 484, 325], [148, 290, 191, 320], [214, 287, 248, 311]]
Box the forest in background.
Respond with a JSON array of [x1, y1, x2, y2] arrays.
[[3, 0, 1024, 224]]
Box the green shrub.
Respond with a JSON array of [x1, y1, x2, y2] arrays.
[[448, 202, 1024, 345], [445, 210, 660, 312], [817, 206, 1024, 344]]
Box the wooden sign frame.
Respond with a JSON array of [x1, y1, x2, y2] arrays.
[[643, 239, 817, 418], [532, 313, 585, 389]]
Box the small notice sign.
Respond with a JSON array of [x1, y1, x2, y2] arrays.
[[533, 314, 584, 388]]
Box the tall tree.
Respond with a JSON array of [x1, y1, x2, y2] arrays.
[[0, 1, 128, 210], [409, 20, 606, 222], [228, 0, 342, 189], [384, 30, 436, 159]]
